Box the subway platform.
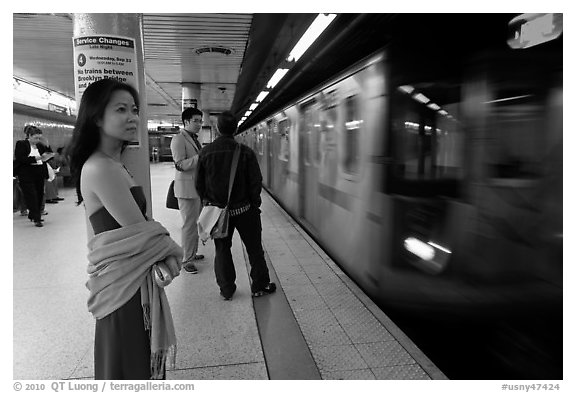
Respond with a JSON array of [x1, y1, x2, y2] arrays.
[[12, 161, 447, 380]]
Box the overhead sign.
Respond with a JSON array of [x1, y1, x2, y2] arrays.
[[183, 98, 198, 109], [72, 35, 139, 101], [507, 13, 563, 49]]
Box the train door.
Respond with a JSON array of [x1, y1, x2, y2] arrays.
[[298, 99, 321, 230]]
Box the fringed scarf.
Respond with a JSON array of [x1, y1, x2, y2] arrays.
[[86, 220, 183, 379]]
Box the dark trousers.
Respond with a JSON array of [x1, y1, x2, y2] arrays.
[[18, 176, 44, 222], [214, 206, 270, 296]]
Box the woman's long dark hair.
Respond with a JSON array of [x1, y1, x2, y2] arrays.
[[67, 78, 139, 205]]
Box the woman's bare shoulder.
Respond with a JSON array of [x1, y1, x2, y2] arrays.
[[82, 155, 118, 177], [82, 155, 127, 189]]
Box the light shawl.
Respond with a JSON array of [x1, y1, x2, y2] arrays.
[[86, 220, 183, 379]]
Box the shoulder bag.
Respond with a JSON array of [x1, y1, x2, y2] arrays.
[[197, 144, 241, 243]]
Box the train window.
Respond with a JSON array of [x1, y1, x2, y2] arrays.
[[389, 82, 464, 195], [278, 118, 290, 162], [301, 100, 319, 166], [343, 95, 360, 174], [256, 126, 265, 155], [319, 94, 337, 168], [484, 72, 556, 181]]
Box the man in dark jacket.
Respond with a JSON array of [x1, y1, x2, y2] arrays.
[[196, 111, 276, 300]]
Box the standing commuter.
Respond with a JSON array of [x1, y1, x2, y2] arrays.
[[170, 107, 205, 274], [13, 125, 52, 227], [68, 78, 182, 379], [196, 111, 276, 300]]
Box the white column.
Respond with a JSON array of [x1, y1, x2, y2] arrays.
[[182, 83, 201, 112]]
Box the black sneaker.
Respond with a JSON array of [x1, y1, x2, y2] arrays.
[[183, 263, 198, 274], [252, 282, 276, 297]]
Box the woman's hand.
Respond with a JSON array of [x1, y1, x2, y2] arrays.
[[164, 255, 181, 278]]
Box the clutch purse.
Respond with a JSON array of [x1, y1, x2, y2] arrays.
[[153, 262, 173, 288]]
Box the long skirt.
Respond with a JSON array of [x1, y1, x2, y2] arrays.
[[94, 289, 152, 380]]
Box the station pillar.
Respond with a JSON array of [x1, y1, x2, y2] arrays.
[[182, 83, 211, 143], [72, 13, 153, 218], [182, 83, 201, 112]]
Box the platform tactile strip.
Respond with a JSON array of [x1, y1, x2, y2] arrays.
[[341, 319, 395, 344], [355, 341, 416, 368], [321, 369, 376, 380], [309, 345, 369, 372], [371, 364, 431, 380]]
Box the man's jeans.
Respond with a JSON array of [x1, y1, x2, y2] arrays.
[[178, 197, 202, 264], [214, 206, 270, 296]]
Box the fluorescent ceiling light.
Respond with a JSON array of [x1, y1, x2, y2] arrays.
[[413, 93, 430, 104], [287, 13, 337, 62], [427, 103, 440, 111], [256, 91, 269, 102], [398, 85, 415, 94], [13, 76, 76, 115], [438, 110, 448, 116], [266, 69, 289, 89], [249, 103, 258, 111]]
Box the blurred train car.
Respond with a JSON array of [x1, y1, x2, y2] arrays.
[[239, 14, 562, 379]]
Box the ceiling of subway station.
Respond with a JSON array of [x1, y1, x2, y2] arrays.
[[12, 13, 317, 125], [14, 13, 411, 130]]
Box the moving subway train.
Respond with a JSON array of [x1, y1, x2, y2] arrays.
[[238, 14, 563, 379]]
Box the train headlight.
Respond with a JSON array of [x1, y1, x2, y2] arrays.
[[404, 237, 452, 275], [404, 237, 435, 261]]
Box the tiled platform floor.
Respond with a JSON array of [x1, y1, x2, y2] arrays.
[[12, 162, 446, 380]]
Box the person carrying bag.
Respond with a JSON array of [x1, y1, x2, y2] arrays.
[[195, 111, 276, 301], [197, 144, 240, 244]]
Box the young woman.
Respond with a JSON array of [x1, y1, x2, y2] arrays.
[[68, 78, 182, 379]]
